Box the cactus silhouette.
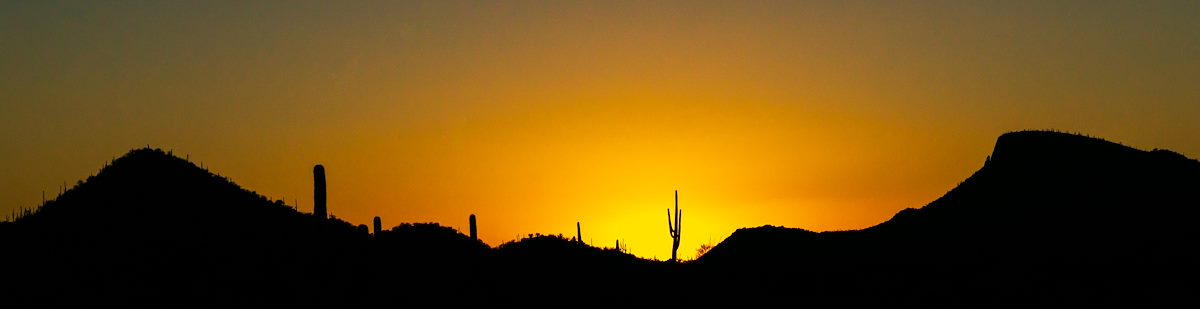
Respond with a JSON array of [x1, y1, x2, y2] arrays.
[[469, 214, 478, 240], [313, 165, 327, 219], [373, 216, 382, 235], [667, 190, 682, 262], [576, 222, 583, 244]]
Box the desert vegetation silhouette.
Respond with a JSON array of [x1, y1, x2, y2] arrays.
[[2, 130, 1198, 307]]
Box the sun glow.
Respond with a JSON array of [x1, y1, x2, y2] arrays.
[[4, 1, 1199, 259]]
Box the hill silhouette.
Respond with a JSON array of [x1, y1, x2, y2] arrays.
[[696, 131, 1200, 307], [0, 148, 649, 308], [0, 149, 368, 307], [701, 131, 1200, 265], [2, 131, 1198, 307]]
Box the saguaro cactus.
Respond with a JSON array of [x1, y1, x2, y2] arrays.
[[313, 165, 327, 219], [667, 190, 682, 262], [576, 222, 583, 244], [373, 216, 382, 235], [469, 214, 478, 240]]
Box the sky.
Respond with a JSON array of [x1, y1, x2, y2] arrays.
[[2, 1, 1198, 260]]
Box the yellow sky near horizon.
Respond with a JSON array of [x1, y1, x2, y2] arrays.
[[2, 1, 1198, 259]]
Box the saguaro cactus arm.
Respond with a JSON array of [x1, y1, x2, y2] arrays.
[[667, 209, 674, 234]]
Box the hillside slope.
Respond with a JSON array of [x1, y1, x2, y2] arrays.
[[0, 148, 644, 308], [687, 131, 1200, 307], [1, 149, 367, 307], [701, 131, 1200, 267]]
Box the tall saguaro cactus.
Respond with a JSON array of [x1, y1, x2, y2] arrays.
[[469, 214, 478, 240], [373, 216, 382, 235], [313, 165, 327, 219], [668, 190, 682, 262], [576, 222, 583, 244]]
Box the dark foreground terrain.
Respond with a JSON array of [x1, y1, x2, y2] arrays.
[[2, 131, 1197, 308]]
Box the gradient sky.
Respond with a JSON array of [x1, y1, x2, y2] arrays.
[[3, 1, 1198, 259]]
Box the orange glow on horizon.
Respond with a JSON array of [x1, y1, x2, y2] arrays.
[[3, 2, 1199, 260]]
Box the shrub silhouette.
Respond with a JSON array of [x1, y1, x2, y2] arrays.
[[694, 243, 713, 260]]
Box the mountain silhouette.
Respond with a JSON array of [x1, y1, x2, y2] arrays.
[[2, 131, 1198, 308], [695, 131, 1199, 307], [0, 148, 647, 308], [0, 149, 368, 307], [701, 131, 1200, 265]]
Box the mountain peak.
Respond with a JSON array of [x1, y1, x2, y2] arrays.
[[988, 130, 1141, 167], [99, 147, 209, 180], [18, 147, 301, 229]]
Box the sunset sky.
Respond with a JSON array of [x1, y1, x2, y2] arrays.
[[3, 1, 1197, 259]]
